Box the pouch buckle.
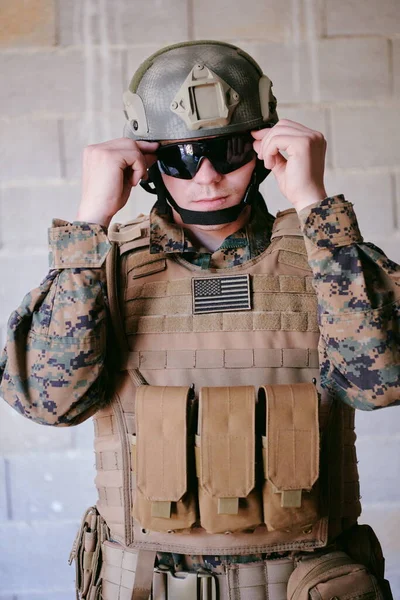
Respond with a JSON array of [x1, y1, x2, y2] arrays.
[[154, 567, 217, 600]]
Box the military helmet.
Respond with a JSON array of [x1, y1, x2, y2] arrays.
[[123, 40, 279, 141]]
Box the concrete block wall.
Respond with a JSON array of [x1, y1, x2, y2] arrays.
[[0, 0, 399, 597]]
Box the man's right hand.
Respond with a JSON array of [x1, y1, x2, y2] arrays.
[[76, 138, 159, 228]]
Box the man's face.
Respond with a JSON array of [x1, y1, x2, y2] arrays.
[[159, 135, 256, 229]]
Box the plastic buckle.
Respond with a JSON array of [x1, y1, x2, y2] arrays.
[[154, 567, 217, 600]]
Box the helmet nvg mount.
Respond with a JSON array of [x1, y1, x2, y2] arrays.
[[123, 40, 279, 225]]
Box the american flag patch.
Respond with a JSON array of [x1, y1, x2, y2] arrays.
[[192, 274, 251, 314]]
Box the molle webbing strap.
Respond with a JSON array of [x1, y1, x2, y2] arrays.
[[123, 273, 318, 335], [263, 383, 319, 507], [126, 293, 317, 316], [100, 541, 139, 598], [120, 348, 320, 371], [131, 550, 157, 600], [125, 311, 318, 335], [126, 274, 315, 298]]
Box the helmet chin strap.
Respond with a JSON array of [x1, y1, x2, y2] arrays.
[[141, 162, 270, 226], [165, 168, 258, 226]]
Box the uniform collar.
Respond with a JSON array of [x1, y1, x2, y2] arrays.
[[149, 195, 275, 268]]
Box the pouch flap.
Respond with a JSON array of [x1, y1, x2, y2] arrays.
[[136, 385, 191, 503], [198, 386, 255, 499], [263, 383, 319, 494], [287, 551, 368, 600]]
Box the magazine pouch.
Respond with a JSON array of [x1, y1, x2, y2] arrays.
[[287, 550, 386, 600], [196, 386, 262, 534], [132, 385, 197, 532], [261, 383, 320, 532], [69, 506, 109, 600]]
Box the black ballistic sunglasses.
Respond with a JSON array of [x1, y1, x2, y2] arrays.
[[157, 132, 256, 180]]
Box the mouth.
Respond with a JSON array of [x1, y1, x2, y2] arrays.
[[192, 196, 227, 209]]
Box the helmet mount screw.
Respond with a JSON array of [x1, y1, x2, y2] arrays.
[[196, 63, 204, 70], [132, 120, 139, 131], [171, 101, 178, 110]]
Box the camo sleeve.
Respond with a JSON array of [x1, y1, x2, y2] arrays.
[[0, 220, 112, 426], [299, 195, 400, 411]]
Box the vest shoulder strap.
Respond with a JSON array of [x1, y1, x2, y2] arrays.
[[268, 209, 310, 270], [270, 208, 303, 240], [108, 214, 151, 254]]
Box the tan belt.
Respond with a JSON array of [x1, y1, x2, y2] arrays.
[[100, 541, 294, 600]]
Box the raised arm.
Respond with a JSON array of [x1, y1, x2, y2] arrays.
[[253, 119, 399, 410], [0, 222, 111, 425], [0, 138, 159, 426], [299, 196, 400, 410]]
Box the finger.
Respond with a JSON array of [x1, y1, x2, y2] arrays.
[[131, 157, 147, 186], [251, 124, 298, 148], [128, 167, 144, 186], [274, 119, 319, 135], [270, 151, 287, 173], [258, 132, 311, 162], [263, 143, 282, 170], [252, 120, 321, 143], [253, 140, 261, 154], [251, 128, 273, 140], [259, 135, 302, 169], [97, 137, 143, 150], [136, 140, 159, 152], [263, 127, 314, 139], [251, 120, 301, 140], [97, 138, 159, 155], [117, 149, 148, 185]]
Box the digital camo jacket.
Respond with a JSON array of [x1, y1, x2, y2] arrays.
[[0, 195, 399, 426]]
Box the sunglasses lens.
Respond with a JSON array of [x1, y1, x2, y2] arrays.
[[157, 134, 255, 179], [209, 134, 255, 175], [158, 145, 197, 179]]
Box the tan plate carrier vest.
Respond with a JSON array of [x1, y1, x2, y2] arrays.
[[93, 208, 361, 557]]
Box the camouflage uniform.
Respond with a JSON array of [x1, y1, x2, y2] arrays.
[[0, 194, 399, 574]]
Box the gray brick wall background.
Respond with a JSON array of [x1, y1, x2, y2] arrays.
[[0, 0, 399, 597]]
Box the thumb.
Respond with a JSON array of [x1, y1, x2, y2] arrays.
[[271, 152, 287, 175]]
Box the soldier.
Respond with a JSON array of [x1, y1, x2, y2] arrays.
[[0, 41, 399, 599]]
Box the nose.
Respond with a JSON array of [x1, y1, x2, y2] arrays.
[[193, 157, 222, 184]]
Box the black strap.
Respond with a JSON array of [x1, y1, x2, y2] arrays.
[[141, 162, 270, 226], [165, 194, 248, 225]]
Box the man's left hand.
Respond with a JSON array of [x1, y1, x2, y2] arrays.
[[252, 120, 328, 212]]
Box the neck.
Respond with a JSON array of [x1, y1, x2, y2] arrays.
[[172, 206, 251, 252]]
